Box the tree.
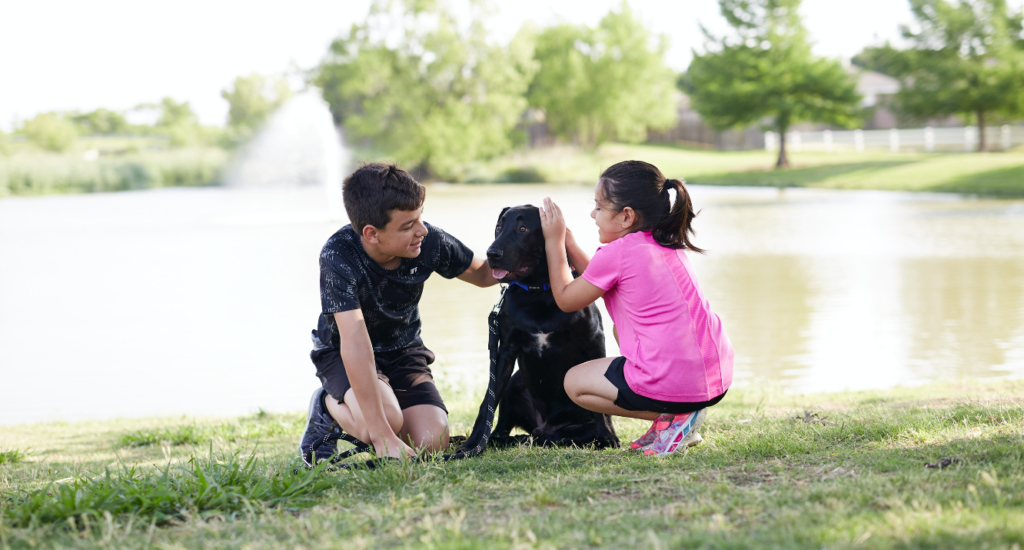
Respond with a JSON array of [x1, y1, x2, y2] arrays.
[[315, 0, 536, 178], [70, 109, 130, 135], [527, 3, 677, 148], [687, 0, 861, 168], [146, 97, 207, 147], [221, 73, 292, 141], [21, 113, 79, 152], [854, 0, 1024, 151]]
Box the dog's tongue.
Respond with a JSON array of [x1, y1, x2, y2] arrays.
[[492, 268, 509, 280]]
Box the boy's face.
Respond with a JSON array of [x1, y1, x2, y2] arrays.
[[372, 206, 428, 258]]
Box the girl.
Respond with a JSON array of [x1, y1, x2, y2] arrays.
[[539, 160, 733, 457]]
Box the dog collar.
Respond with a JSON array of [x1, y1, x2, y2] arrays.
[[507, 281, 551, 291]]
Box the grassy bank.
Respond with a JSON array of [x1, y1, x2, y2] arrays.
[[0, 147, 227, 197], [456, 144, 1024, 196], [2, 380, 1022, 548]]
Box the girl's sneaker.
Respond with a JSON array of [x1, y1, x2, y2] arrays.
[[643, 409, 708, 457], [630, 414, 675, 450]]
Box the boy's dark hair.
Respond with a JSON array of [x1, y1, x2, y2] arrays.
[[342, 162, 426, 233], [598, 160, 704, 253]]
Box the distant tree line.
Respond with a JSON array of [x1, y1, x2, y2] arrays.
[[4, 74, 291, 154], [316, 0, 1024, 174], [315, 0, 679, 177], [853, 0, 1024, 152]]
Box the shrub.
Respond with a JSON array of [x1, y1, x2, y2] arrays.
[[0, 148, 226, 197]]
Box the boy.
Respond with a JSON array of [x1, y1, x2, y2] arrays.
[[300, 163, 498, 465]]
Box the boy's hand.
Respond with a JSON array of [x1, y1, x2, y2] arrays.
[[539, 197, 567, 244]]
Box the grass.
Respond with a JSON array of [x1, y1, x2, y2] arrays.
[[1, 380, 1022, 548], [453, 143, 1024, 196], [0, 147, 227, 197], [0, 450, 26, 465], [113, 411, 300, 449]]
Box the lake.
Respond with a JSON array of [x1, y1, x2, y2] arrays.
[[2, 184, 1023, 424]]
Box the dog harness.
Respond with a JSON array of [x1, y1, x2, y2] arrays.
[[507, 281, 551, 291]]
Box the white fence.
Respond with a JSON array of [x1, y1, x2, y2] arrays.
[[764, 125, 1024, 153]]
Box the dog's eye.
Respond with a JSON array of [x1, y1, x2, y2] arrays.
[[518, 226, 528, 233]]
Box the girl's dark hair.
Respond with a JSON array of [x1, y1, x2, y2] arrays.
[[598, 160, 703, 253]]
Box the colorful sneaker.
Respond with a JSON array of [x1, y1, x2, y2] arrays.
[[643, 409, 708, 457], [630, 414, 675, 450], [299, 388, 341, 466]]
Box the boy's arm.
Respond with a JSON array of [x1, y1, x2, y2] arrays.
[[334, 310, 414, 458], [456, 257, 500, 288]]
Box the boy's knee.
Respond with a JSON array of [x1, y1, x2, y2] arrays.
[[414, 421, 449, 452], [385, 402, 404, 433]]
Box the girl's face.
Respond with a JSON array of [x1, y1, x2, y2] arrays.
[[591, 182, 633, 244]]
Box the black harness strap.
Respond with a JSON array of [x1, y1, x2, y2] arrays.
[[443, 285, 507, 460]]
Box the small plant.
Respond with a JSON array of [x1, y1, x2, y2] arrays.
[[0, 449, 26, 464], [115, 425, 209, 448], [115, 418, 302, 449]]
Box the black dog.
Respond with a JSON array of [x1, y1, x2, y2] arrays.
[[457, 205, 619, 453]]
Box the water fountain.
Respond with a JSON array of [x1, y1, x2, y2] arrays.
[[221, 89, 349, 220]]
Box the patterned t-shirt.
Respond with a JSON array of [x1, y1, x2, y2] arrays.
[[314, 222, 474, 353]]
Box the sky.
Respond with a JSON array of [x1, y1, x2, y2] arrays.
[[0, 0, 978, 131]]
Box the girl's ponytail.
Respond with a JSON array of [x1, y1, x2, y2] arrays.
[[599, 160, 704, 254], [653, 178, 703, 253]]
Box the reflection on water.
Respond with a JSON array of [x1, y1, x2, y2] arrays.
[[2, 184, 1023, 424], [902, 257, 1024, 378], [695, 254, 816, 384]]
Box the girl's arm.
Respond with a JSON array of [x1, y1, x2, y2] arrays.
[[564, 227, 592, 273], [540, 197, 605, 313]]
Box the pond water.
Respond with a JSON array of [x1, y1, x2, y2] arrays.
[[2, 184, 1023, 425]]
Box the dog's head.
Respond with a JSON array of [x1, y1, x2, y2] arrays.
[[486, 205, 548, 285]]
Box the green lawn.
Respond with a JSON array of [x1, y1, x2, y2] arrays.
[[455, 143, 1024, 196], [2, 380, 1022, 548]]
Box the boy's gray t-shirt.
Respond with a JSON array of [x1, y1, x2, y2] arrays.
[[314, 222, 474, 353]]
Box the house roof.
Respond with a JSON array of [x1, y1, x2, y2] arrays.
[[848, 66, 901, 96]]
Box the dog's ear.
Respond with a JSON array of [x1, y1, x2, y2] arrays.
[[496, 206, 510, 225]]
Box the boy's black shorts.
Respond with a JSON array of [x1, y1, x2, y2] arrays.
[[310, 343, 448, 414]]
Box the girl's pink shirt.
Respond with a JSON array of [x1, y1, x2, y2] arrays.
[[582, 231, 733, 402]]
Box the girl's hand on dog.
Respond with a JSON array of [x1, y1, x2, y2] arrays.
[[540, 197, 567, 244]]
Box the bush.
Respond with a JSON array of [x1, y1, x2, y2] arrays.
[[0, 148, 227, 197], [21, 113, 79, 152], [497, 166, 546, 183]]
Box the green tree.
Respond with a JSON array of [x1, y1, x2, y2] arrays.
[[315, 0, 536, 177], [70, 109, 130, 135], [221, 73, 292, 141], [527, 3, 677, 148], [854, 0, 1024, 151], [687, 0, 861, 168], [144, 98, 209, 147], [21, 113, 79, 152]]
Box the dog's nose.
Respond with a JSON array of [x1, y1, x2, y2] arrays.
[[486, 248, 503, 261]]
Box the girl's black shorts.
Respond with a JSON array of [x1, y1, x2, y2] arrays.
[[604, 356, 726, 415]]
